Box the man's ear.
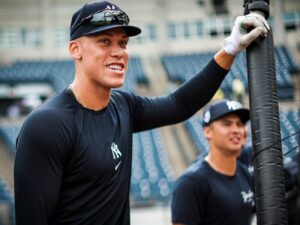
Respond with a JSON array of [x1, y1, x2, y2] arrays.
[[203, 126, 212, 139], [69, 40, 82, 59]]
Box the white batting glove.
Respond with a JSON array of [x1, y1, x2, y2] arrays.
[[223, 12, 270, 56]]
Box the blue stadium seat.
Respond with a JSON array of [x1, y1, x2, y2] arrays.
[[0, 124, 21, 153], [0, 57, 148, 93], [185, 117, 209, 155], [0, 176, 15, 225], [161, 46, 296, 100], [278, 45, 300, 74], [130, 130, 174, 205]]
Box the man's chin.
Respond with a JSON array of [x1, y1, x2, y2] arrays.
[[229, 148, 242, 156], [112, 84, 123, 89], [109, 81, 124, 89]]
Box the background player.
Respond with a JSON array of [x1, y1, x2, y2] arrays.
[[171, 99, 255, 225]]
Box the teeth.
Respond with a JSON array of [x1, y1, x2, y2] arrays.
[[108, 64, 122, 70], [231, 137, 240, 142]]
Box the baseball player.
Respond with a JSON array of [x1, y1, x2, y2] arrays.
[[171, 99, 255, 225], [14, 1, 269, 224]]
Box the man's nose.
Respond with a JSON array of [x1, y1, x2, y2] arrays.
[[232, 124, 243, 133], [111, 46, 124, 57]]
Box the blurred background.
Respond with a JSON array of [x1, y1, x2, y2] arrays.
[[0, 0, 299, 224]]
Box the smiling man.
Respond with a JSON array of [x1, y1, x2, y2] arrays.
[[14, 1, 268, 224], [171, 99, 255, 225]]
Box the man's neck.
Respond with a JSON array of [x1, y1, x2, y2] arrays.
[[205, 152, 237, 176], [69, 81, 111, 111]]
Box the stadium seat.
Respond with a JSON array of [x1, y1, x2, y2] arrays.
[[161, 46, 296, 100]]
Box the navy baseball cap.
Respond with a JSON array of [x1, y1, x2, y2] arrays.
[[70, 1, 141, 40], [202, 99, 250, 126]]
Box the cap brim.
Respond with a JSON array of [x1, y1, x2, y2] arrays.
[[202, 108, 250, 127], [218, 109, 250, 124], [83, 24, 141, 37]]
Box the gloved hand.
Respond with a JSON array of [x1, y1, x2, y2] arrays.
[[223, 12, 270, 56]]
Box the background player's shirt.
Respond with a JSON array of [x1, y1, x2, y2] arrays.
[[172, 160, 254, 225]]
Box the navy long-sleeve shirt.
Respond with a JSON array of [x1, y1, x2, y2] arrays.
[[14, 59, 228, 225]]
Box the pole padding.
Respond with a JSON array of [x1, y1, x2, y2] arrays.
[[246, 27, 288, 224]]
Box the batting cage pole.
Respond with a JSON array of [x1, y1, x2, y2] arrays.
[[243, 1, 288, 225]]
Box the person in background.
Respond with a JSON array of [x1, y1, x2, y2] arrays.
[[14, 1, 269, 224], [171, 99, 255, 225]]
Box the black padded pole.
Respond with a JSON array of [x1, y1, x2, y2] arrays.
[[244, 1, 288, 224]]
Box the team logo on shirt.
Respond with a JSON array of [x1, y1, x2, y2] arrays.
[[241, 189, 254, 206], [111, 142, 122, 171], [111, 142, 122, 159]]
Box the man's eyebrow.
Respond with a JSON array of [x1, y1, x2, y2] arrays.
[[98, 30, 129, 38], [220, 117, 241, 123], [220, 119, 232, 123]]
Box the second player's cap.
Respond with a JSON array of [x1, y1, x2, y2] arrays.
[[70, 1, 141, 40], [202, 99, 250, 126]]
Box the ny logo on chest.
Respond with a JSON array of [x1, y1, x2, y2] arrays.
[[111, 142, 122, 171], [111, 142, 122, 159]]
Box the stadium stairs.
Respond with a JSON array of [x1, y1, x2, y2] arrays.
[[140, 55, 199, 176]]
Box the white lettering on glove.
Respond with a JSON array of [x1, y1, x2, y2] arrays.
[[223, 12, 270, 56]]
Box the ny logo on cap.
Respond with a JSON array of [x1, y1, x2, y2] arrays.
[[226, 100, 242, 110]]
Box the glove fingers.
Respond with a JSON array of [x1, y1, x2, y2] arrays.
[[243, 14, 269, 35], [251, 13, 270, 30], [241, 27, 264, 47]]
